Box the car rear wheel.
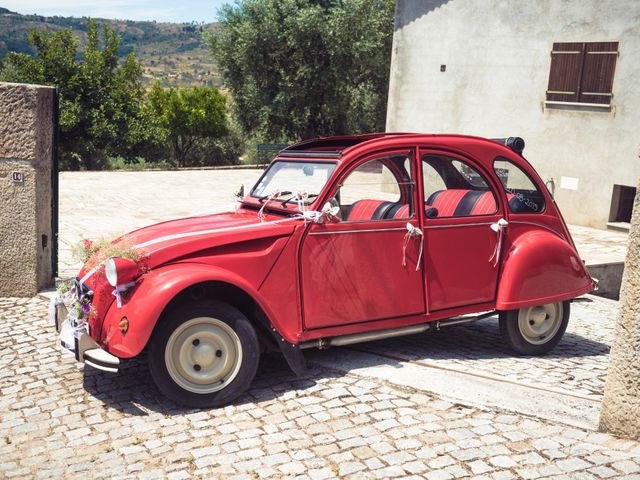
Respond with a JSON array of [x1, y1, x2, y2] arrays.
[[499, 301, 569, 355], [149, 300, 260, 408]]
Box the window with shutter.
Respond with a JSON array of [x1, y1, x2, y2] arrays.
[[546, 41, 618, 106]]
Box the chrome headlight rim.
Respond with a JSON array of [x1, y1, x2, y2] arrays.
[[105, 257, 118, 287]]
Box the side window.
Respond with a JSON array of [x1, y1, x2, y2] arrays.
[[422, 154, 497, 218], [493, 157, 545, 214], [337, 154, 414, 222]]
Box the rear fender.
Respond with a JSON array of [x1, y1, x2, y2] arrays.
[[100, 263, 283, 358], [496, 230, 594, 310]]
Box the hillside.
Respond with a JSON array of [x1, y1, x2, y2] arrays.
[[0, 7, 222, 87]]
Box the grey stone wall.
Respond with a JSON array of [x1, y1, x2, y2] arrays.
[[387, 0, 640, 228], [0, 82, 55, 296], [599, 178, 640, 439]]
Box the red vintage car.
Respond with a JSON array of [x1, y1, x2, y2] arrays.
[[52, 133, 595, 407]]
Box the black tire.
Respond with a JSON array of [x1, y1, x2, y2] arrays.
[[149, 300, 260, 408], [499, 301, 570, 356]]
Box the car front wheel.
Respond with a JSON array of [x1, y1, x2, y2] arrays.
[[149, 300, 260, 408], [499, 301, 570, 355]]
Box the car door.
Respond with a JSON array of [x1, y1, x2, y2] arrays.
[[421, 150, 503, 311], [300, 150, 426, 329]]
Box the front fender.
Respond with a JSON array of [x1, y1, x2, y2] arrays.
[[100, 262, 279, 358], [496, 230, 594, 310]]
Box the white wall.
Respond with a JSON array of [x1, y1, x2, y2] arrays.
[[387, 0, 640, 228]]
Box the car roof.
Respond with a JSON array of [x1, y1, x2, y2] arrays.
[[278, 133, 522, 161]]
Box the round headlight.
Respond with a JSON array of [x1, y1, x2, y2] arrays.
[[105, 257, 139, 287], [105, 257, 118, 286]]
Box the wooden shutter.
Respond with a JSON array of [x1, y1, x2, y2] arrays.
[[546, 41, 619, 105], [579, 41, 618, 105], [547, 42, 584, 103]]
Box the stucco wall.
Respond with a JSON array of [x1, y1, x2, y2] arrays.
[[0, 82, 55, 296], [387, 0, 640, 228]]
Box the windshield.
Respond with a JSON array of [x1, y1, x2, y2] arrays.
[[251, 161, 337, 202]]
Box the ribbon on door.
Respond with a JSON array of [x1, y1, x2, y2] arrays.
[[403, 222, 424, 271], [489, 218, 508, 267]]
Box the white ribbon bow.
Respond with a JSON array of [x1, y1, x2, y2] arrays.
[[489, 218, 508, 267], [295, 191, 308, 215], [298, 202, 340, 224], [403, 222, 424, 271], [112, 281, 136, 308], [258, 190, 283, 222]]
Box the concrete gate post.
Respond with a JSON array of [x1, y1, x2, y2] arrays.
[[599, 178, 640, 439], [0, 82, 56, 297]]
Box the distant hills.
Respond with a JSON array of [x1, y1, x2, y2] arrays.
[[0, 7, 222, 87]]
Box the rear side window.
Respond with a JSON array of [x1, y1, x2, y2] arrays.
[[336, 154, 414, 222], [422, 154, 497, 218], [494, 157, 545, 214]]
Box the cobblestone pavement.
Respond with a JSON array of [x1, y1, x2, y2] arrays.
[[2, 296, 640, 479]]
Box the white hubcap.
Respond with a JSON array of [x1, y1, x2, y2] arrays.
[[518, 302, 563, 345], [165, 317, 242, 394]]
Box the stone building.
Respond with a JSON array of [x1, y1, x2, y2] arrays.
[[386, 0, 640, 229]]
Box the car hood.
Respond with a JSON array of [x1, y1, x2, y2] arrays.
[[122, 210, 298, 269]]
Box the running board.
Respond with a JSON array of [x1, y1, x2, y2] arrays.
[[299, 311, 496, 350], [434, 310, 496, 330]]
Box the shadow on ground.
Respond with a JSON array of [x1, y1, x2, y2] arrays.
[[82, 317, 609, 415], [347, 317, 610, 362], [82, 352, 340, 416]]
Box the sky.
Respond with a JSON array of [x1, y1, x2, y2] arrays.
[[1, 0, 229, 23]]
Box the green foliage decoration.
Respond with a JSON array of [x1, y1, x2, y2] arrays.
[[72, 237, 147, 272]]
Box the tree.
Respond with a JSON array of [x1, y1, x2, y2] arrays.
[[147, 83, 228, 168], [206, 0, 395, 143], [0, 20, 155, 170]]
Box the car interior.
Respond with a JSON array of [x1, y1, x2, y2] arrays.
[[332, 153, 545, 222]]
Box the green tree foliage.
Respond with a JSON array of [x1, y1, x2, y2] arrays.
[[207, 0, 395, 143], [147, 83, 228, 167], [0, 20, 158, 169]]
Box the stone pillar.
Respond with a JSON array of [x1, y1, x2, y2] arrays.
[[599, 179, 640, 439], [0, 82, 56, 297]]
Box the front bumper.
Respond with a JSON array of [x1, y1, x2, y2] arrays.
[[50, 295, 120, 373]]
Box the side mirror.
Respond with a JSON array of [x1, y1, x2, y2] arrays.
[[235, 184, 245, 200]]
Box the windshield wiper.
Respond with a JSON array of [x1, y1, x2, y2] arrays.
[[281, 193, 319, 207], [258, 191, 292, 203]]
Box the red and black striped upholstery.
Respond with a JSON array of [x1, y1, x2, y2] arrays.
[[347, 200, 394, 221], [392, 204, 410, 219], [427, 190, 468, 217], [427, 189, 498, 217], [346, 200, 412, 221], [470, 191, 498, 215], [345, 189, 498, 221]]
